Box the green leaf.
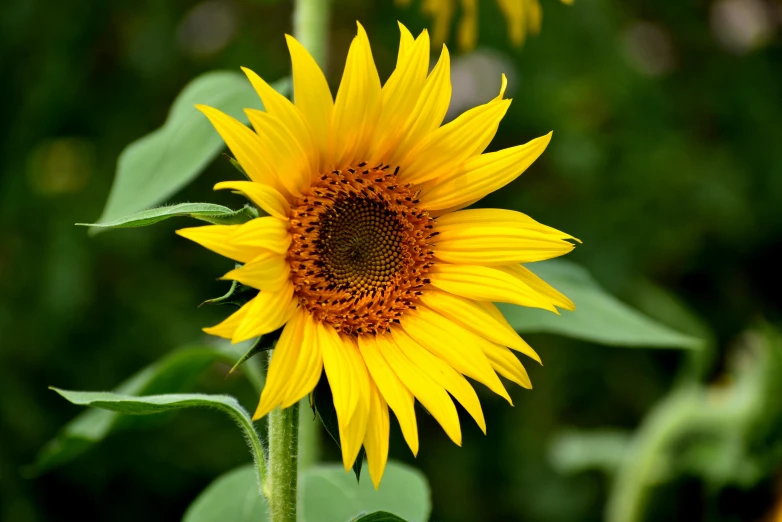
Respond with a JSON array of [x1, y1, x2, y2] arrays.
[[30, 344, 261, 475], [183, 461, 428, 522], [182, 465, 267, 522], [352, 512, 407, 522], [78, 202, 257, 230], [300, 462, 430, 522], [498, 260, 703, 348], [49, 388, 266, 486], [92, 71, 289, 233]]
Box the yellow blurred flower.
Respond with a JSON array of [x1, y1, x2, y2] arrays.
[[398, 0, 573, 50], [179, 22, 576, 488]]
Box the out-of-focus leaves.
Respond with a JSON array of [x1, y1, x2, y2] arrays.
[[79, 202, 257, 230], [182, 465, 267, 522], [352, 512, 408, 522], [311, 375, 364, 481], [606, 325, 782, 522], [548, 429, 632, 475], [30, 345, 259, 475], [48, 389, 266, 486], [499, 260, 703, 348], [299, 462, 430, 522], [92, 72, 289, 233]]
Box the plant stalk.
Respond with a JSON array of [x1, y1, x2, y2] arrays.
[[293, 0, 330, 69], [262, 1, 329, 520], [265, 399, 300, 522]]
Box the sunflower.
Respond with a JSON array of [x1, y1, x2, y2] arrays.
[[178, 22, 577, 488], [397, 0, 574, 50]]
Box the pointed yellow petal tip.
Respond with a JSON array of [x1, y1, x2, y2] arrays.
[[252, 402, 273, 421]]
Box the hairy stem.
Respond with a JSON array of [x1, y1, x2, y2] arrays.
[[261, 1, 330, 520], [265, 399, 300, 522]]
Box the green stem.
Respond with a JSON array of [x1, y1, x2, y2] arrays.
[[265, 399, 300, 522], [260, 2, 330, 520], [293, 0, 330, 68]]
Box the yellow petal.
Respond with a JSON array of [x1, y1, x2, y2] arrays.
[[457, 0, 478, 51], [399, 98, 512, 185], [363, 381, 390, 489], [501, 264, 575, 311], [357, 335, 419, 455], [329, 22, 382, 168], [214, 181, 290, 220], [367, 28, 430, 165], [432, 208, 576, 265], [429, 264, 559, 313], [335, 335, 371, 471], [241, 67, 318, 171], [422, 0, 455, 46], [387, 44, 451, 166], [497, 0, 527, 46], [229, 217, 291, 255], [285, 35, 333, 168], [318, 323, 372, 468], [221, 251, 289, 291], [252, 308, 306, 419], [176, 224, 256, 263], [375, 332, 462, 445], [391, 328, 486, 433], [418, 289, 530, 356], [245, 109, 311, 196], [482, 341, 532, 389], [232, 282, 297, 343], [195, 105, 286, 194], [318, 323, 357, 424], [419, 132, 552, 211], [280, 311, 323, 408], [202, 301, 250, 339], [396, 21, 416, 65], [401, 306, 511, 403], [474, 300, 541, 363], [528, 0, 542, 36]]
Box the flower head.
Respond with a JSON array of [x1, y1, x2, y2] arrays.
[[398, 0, 574, 51], [178, 22, 577, 488]]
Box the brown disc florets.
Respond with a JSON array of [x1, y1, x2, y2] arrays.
[[288, 163, 435, 335]]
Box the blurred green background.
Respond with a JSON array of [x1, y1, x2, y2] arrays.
[[2, 0, 782, 520]]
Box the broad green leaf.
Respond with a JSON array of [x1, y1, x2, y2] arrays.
[[49, 389, 266, 486], [299, 462, 430, 522], [498, 260, 703, 348], [92, 71, 289, 232], [183, 465, 268, 522], [79, 203, 257, 230], [184, 461, 429, 522], [31, 344, 261, 475], [352, 512, 407, 522]]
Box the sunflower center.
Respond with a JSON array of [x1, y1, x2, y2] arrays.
[[287, 163, 435, 335]]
